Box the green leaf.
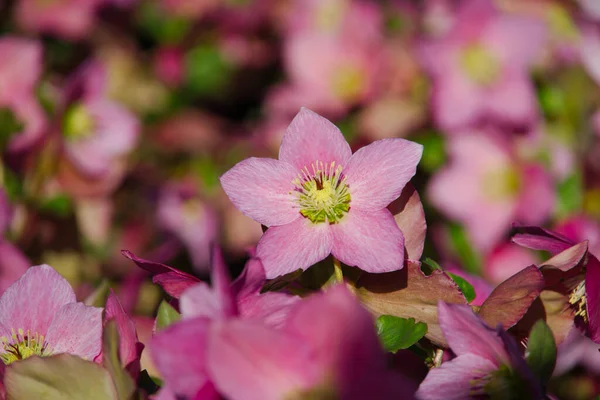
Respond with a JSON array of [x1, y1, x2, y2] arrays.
[[422, 258, 442, 274], [185, 45, 233, 96], [448, 273, 476, 303], [412, 132, 446, 173], [525, 319, 557, 385], [376, 315, 428, 353], [448, 223, 482, 275], [38, 194, 73, 217], [555, 173, 583, 219], [4, 354, 118, 400], [156, 301, 180, 331], [103, 320, 136, 400]]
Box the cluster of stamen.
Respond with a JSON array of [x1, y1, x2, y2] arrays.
[[292, 161, 351, 224], [569, 280, 588, 322], [0, 328, 50, 365]]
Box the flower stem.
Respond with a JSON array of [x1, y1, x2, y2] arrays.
[[333, 257, 343, 283]]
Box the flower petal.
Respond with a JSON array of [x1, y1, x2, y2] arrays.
[[150, 318, 211, 399], [206, 319, 319, 400], [278, 108, 352, 169], [105, 290, 139, 367], [220, 157, 299, 227], [331, 209, 404, 273], [45, 302, 103, 361], [416, 354, 497, 400], [344, 139, 422, 211], [437, 302, 507, 364], [0, 265, 76, 336], [585, 256, 600, 343], [256, 218, 333, 279], [180, 282, 220, 320]]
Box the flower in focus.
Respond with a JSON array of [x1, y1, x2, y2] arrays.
[[0, 37, 46, 153], [416, 301, 542, 399], [419, 0, 546, 132], [428, 133, 554, 252], [0, 265, 103, 365], [220, 108, 423, 278]]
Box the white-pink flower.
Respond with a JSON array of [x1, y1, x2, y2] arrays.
[[220, 108, 422, 278], [0, 265, 103, 365]]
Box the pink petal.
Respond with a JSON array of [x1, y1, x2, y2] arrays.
[[209, 246, 237, 318], [511, 226, 574, 255], [278, 108, 352, 170], [485, 73, 538, 126], [180, 283, 220, 320], [150, 318, 211, 399], [220, 157, 299, 227], [438, 302, 507, 364], [392, 184, 427, 261], [105, 291, 139, 367], [343, 139, 423, 211], [238, 292, 300, 329], [515, 164, 554, 225], [206, 320, 318, 400], [45, 303, 103, 361], [416, 354, 497, 400], [331, 209, 404, 273], [0, 265, 76, 336], [256, 218, 333, 279], [432, 72, 482, 131]]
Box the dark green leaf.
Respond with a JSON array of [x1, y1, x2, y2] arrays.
[[525, 319, 557, 385], [448, 273, 476, 303], [376, 315, 428, 353], [156, 301, 180, 331]]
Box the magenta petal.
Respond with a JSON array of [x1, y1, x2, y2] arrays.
[[586, 256, 600, 342], [105, 290, 139, 367], [206, 319, 318, 400], [150, 318, 211, 399], [209, 246, 238, 318], [231, 258, 267, 298], [220, 157, 299, 227], [437, 302, 507, 364], [278, 108, 352, 170], [331, 209, 404, 273], [45, 303, 103, 361], [416, 354, 497, 400], [511, 226, 574, 255], [256, 218, 333, 279], [0, 265, 76, 336], [344, 139, 423, 211]]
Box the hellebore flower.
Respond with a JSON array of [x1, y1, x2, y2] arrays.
[[419, 0, 546, 132], [0, 265, 103, 365], [428, 133, 554, 252], [220, 108, 423, 278], [416, 302, 542, 400], [0, 37, 46, 153]]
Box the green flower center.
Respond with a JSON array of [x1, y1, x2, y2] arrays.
[[1, 329, 50, 365], [294, 161, 351, 224], [482, 167, 521, 201], [62, 103, 95, 141], [332, 66, 365, 103], [460, 44, 500, 86]]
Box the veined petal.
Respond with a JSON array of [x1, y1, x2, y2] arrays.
[[331, 209, 404, 273], [344, 139, 423, 211], [278, 108, 352, 170], [256, 218, 333, 279], [0, 265, 76, 336], [45, 303, 103, 361], [438, 302, 507, 365], [220, 157, 299, 227], [416, 354, 497, 400]]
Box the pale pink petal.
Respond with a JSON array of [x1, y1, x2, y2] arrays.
[[278, 108, 352, 169], [581, 28, 600, 86], [0, 37, 42, 99], [180, 283, 220, 320], [485, 243, 538, 285], [416, 354, 497, 400], [150, 318, 211, 399], [238, 292, 300, 329], [0, 265, 76, 336], [485, 74, 538, 127], [331, 209, 404, 273], [45, 303, 103, 361], [438, 302, 507, 364], [105, 291, 139, 367], [343, 139, 422, 211], [256, 218, 333, 279], [220, 157, 299, 227], [515, 164, 554, 225], [206, 320, 319, 400], [432, 72, 482, 131]]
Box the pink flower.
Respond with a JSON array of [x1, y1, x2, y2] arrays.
[[484, 242, 539, 285], [428, 133, 554, 252], [0, 265, 103, 365], [0, 37, 46, 153], [60, 61, 139, 178], [416, 301, 542, 399], [220, 108, 423, 278], [419, 0, 546, 132], [15, 0, 105, 40]]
